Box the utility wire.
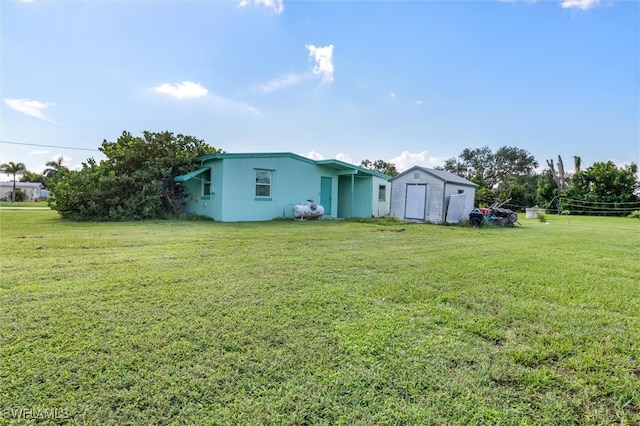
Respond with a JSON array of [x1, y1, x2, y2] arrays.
[[0, 140, 100, 152], [560, 197, 640, 206]]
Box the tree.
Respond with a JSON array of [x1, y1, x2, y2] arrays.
[[536, 169, 559, 208], [0, 161, 27, 202], [20, 171, 45, 185], [546, 155, 567, 190], [442, 146, 538, 207], [565, 161, 639, 215], [44, 156, 69, 181], [360, 159, 398, 176], [50, 131, 222, 220], [442, 146, 494, 186]]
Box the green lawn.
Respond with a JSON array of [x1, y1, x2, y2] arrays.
[[1, 210, 639, 425], [0, 201, 49, 208]]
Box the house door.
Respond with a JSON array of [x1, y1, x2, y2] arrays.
[[320, 177, 332, 215], [405, 184, 427, 220]]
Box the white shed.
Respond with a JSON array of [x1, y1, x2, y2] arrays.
[[390, 166, 478, 224]]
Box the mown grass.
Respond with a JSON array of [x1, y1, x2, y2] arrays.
[[0, 201, 49, 208], [1, 210, 639, 425]]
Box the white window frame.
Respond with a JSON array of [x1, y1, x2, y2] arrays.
[[255, 169, 272, 198], [378, 185, 387, 202]]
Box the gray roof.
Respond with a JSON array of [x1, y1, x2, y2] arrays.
[[392, 166, 478, 187], [0, 182, 44, 188]]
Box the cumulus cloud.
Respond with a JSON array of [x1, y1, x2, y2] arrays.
[[561, 0, 600, 9], [335, 153, 354, 164], [306, 44, 334, 84], [303, 151, 324, 160], [389, 150, 444, 173], [238, 0, 284, 14], [259, 72, 311, 94], [153, 81, 208, 99], [3, 98, 57, 123]]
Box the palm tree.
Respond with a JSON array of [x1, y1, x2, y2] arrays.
[[43, 156, 69, 180], [0, 161, 27, 202], [573, 155, 582, 174]]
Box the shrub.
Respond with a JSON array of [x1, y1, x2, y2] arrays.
[[537, 211, 547, 222], [628, 210, 640, 219]]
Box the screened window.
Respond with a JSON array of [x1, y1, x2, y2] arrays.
[[378, 185, 387, 202], [202, 169, 211, 196], [255, 170, 272, 197]]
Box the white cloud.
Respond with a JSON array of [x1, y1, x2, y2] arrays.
[[153, 81, 258, 114], [49, 154, 72, 167], [335, 153, 354, 164], [209, 93, 260, 115], [306, 44, 335, 84], [30, 150, 50, 155], [303, 151, 324, 160], [415, 100, 423, 106], [3, 98, 57, 123], [238, 0, 284, 14], [259, 72, 312, 94], [153, 81, 208, 99], [560, 0, 600, 9], [389, 150, 444, 173]]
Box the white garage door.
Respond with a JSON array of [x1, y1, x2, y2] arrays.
[[405, 184, 427, 220]]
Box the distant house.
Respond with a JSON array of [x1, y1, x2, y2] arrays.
[[390, 166, 477, 224], [0, 182, 45, 202], [174, 152, 391, 222]]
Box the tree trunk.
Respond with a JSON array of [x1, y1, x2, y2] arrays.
[[547, 155, 567, 190], [557, 155, 566, 189]]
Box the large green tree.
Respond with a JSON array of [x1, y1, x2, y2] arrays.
[[0, 161, 27, 202], [564, 161, 639, 215], [51, 131, 221, 220], [442, 146, 538, 208]]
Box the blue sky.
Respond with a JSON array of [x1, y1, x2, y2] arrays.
[[1, 0, 638, 178]]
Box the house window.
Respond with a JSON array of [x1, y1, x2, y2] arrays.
[[458, 189, 464, 194], [378, 185, 387, 202], [202, 169, 211, 196], [255, 170, 272, 197], [413, 172, 420, 179]]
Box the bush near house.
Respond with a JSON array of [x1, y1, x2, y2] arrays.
[[49, 131, 221, 221], [1, 189, 26, 202]]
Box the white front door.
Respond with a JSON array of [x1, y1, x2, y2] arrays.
[[405, 184, 427, 220]]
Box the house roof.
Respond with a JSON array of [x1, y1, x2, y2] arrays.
[[181, 152, 391, 181], [391, 166, 478, 187], [0, 182, 44, 189]]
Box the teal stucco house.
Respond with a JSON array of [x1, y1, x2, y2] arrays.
[[175, 152, 391, 222]]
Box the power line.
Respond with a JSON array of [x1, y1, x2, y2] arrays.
[[0, 140, 100, 152]]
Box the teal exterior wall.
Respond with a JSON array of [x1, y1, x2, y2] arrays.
[[176, 153, 391, 222]]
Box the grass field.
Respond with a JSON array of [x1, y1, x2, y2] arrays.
[[1, 210, 638, 425], [0, 201, 49, 208]]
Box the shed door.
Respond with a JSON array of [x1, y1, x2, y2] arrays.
[[405, 184, 427, 220], [320, 177, 332, 215]]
